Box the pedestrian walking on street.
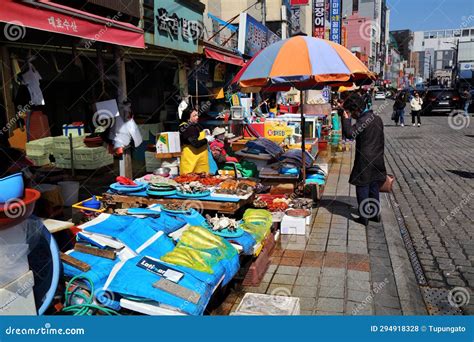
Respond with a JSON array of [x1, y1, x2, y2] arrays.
[[461, 89, 471, 117], [341, 93, 387, 226], [410, 92, 423, 127], [363, 90, 372, 110], [393, 91, 407, 126]]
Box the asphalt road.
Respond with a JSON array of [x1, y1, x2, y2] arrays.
[[373, 99, 474, 313]]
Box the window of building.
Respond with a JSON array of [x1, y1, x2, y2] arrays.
[[462, 29, 470, 37], [454, 30, 461, 37], [437, 31, 446, 38], [445, 30, 453, 38], [143, 0, 154, 34], [353, 0, 359, 12], [429, 31, 436, 38], [424, 31, 429, 39], [471, 29, 474, 36]]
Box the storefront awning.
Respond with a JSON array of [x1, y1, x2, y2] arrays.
[[204, 47, 245, 67], [0, 0, 145, 49]]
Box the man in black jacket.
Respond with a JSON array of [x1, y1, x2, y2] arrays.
[[341, 93, 387, 226]]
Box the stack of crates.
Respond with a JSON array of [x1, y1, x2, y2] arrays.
[[25, 137, 54, 166], [53, 135, 113, 170]]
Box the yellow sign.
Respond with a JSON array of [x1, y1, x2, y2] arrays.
[[264, 121, 294, 142]]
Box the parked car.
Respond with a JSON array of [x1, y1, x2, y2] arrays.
[[374, 91, 386, 100], [422, 88, 462, 115]]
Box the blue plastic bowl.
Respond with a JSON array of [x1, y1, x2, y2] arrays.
[[82, 198, 101, 210], [0, 173, 24, 203]]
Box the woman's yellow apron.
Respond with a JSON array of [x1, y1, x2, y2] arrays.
[[180, 129, 209, 174]]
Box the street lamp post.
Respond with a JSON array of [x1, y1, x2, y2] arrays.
[[444, 39, 459, 88], [424, 56, 432, 84]]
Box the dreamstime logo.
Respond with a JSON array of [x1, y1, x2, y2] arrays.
[[270, 286, 292, 297], [359, 20, 379, 42], [440, 192, 474, 227], [94, 287, 116, 307], [183, 200, 204, 217], [352, 278, 389, 315], [186, 20, 205, 41], [448, 112, 470, 130], [3, 198, 26, 219], [92, 109, 115, 130], [447, 287, 470, 308], [3, 21, 26, 41], [359, 198, 380, 219]]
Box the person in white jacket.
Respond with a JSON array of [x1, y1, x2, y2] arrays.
[[410, 92, 423, 127]]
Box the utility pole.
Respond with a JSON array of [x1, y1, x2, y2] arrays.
[[261, 0, 266, 26]]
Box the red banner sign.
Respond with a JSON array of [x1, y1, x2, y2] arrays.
[[291, 0, 310, 5]]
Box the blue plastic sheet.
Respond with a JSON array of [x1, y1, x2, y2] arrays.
[[106, 256, 214, 315]]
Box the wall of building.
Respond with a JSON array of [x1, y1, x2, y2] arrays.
[[412, 27, 474, 52]]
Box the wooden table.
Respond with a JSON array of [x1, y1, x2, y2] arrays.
[[102, 193, 255, 215]]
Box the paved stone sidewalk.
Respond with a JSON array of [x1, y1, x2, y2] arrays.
[[214, 146, 427, 315]]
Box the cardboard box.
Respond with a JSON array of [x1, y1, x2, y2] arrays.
[[280, 215, 306, 235], [156, 132, 181, 154]]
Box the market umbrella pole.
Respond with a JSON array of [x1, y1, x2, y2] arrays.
[[300, 91, 306, 182]]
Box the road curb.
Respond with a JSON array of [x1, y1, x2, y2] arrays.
[[380, 193, 428, 315]]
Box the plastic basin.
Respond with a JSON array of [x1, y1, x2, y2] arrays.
[[0, 173, 24, 204]]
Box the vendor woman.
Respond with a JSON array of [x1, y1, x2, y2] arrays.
[[179, 107, 213, 174]]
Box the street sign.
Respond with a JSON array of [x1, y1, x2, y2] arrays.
[[312, 0, 325, 38], [329, 0, 341, 44], [238, 13, 280, 57]]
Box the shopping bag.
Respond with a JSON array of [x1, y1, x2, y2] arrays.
[[391, 111, 397, 121], [380, 174, 395, 193]]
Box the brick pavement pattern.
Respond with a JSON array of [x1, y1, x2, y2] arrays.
[[215, 144, 413, 315], [379, 102, 474, 314]]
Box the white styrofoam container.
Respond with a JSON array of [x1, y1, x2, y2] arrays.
[[55, 155, 113, 170], [28, 154, 50, 166], [0, 271, 36, 315], [0, 244, 29, 288], [280, 215, 306, 235], [55, 146, 108, 161], [232, 292, 300, 315], [26, 137, 54, 155], [53, 135, 86, 150]]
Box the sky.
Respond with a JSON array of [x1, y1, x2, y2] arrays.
[[387, 0, 474, 32]]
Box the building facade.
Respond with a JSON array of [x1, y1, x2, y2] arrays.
[[412, 27, 474, 84]]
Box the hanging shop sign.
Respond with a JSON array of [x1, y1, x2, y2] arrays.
[[329, 0, 341, 44], [238, 13, 280, 57], [313, 0, 325, 39], [153, 0, 204, 53]]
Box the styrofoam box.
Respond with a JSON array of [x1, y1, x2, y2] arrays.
[[26, 137, 54, 155], [0, 271, 36, 316], [55, 155, 113, 170], [28, 154, 50, 166], [55, 146, 108, 161], [0, 244, 29, 288], [53, 135, 87, 150], [280, 215, 306, 235], [232, 293, 300, 315]]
